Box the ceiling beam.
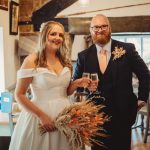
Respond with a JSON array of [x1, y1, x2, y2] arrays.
[[29, 15, 150, 34], [110, 16, 150, 33], [67, 16, 150, 34], [31, 0, 78, 31]]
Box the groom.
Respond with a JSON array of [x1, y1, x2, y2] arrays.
[[73, 14, 150, 150]]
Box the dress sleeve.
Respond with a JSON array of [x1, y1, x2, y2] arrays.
[[17, 68, 39, 79]]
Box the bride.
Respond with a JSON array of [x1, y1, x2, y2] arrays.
[[9, 21, 90, 150]]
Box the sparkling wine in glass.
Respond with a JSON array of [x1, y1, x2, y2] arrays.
[[91, 73, 100, 94], [81, 72, 90, 95]]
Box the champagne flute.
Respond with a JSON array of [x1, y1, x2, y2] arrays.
[[90, 73, 105, 102], [81, 72, 90, 95], [90, 73, 100, 94]]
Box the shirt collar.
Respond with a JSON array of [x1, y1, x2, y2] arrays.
[[96, 39, 112, 53]]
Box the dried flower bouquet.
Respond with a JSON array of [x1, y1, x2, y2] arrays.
[[39, 100, 109, 150]]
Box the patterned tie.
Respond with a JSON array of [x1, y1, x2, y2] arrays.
[[99, 49, 107, 74]]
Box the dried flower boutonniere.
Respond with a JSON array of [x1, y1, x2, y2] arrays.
[[112, 46, 126, 60]]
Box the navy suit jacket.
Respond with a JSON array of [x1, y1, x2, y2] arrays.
[[73, 39, 150, 126]]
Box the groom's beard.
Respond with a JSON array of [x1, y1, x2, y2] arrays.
[[92, 30, 111, 45]]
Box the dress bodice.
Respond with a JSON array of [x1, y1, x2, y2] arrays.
[[17, 67, 71, 101]]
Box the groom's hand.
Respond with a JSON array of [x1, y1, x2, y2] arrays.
[[87, 81, 97, 92], [137, 100, 146, 111]]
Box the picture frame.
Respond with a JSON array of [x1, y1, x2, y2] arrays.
[[0, 0, 8, 11], [9, 1, 19, 35]]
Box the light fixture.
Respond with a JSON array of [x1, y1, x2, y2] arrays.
[[79, 0, 90, 7]]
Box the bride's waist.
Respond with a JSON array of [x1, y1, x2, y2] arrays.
[[31, 90, 68, 101], [32, 95, 68, 102]]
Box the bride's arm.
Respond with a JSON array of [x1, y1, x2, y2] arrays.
[[15, 77, 44, 118], [67, 79, 80, 96], [67, 78, 91, 96], [16, 54, 43, 116]]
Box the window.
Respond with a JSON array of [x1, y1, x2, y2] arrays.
[[143, 38, 150, 63], [126, 38, 141, 55]]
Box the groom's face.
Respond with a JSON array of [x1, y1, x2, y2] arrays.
[[90, 15, 111, 45]]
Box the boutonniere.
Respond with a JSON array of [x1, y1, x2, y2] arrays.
[[112, 46, 126, 60]]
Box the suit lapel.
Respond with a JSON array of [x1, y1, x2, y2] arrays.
[[85, 45, 100, 74]]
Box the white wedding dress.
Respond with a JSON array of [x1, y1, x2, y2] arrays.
[[9, 67, 72, 150]]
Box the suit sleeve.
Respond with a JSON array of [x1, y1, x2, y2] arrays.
[[129, 44, 150, 102], [73, 53, 84, 80]]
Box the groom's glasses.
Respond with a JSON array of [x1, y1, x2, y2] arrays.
[[90, 24, 108, 32]]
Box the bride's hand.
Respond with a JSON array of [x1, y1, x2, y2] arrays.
[[76, 77, 91, 88], [39, 113, 56, 132]]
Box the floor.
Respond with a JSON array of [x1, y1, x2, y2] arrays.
[[131, 128, 150, 150], [85, 129, 150, 150]]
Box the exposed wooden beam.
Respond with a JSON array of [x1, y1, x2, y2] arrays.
[[31, 0, 78, 31], [68, 16, 150, 34], [20, 16, 150, 34], [110, 16, 150, 33]]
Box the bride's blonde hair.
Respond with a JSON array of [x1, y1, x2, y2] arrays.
[[35, 21, 72, 72]]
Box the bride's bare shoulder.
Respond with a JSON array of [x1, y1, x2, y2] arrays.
[[20, 53, 38, 69]]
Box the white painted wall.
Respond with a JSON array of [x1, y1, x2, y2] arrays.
[[57, 0, 150, 17], [0, 0, 20, 90], [71, 35, 87, 60], [0, 27, 5, 90]]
